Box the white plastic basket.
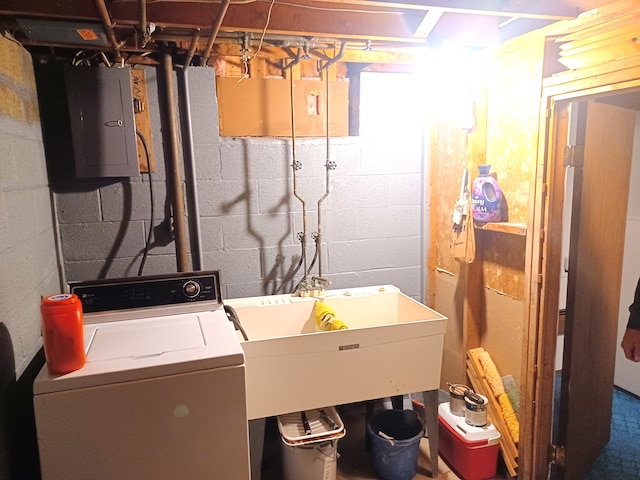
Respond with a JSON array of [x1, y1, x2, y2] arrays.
[[277, 406, 345, 446]]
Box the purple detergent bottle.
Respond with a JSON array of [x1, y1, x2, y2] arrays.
[[471, 164, 502, 222]]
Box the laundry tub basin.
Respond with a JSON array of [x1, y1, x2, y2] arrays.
[[224, 285, 447, 420]]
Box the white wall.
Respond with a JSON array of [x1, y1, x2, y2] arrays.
[[614, 110, 640, 395]]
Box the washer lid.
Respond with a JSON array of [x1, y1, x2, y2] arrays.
[[86, 315, 205, 362], [34, 308, 244, 394]]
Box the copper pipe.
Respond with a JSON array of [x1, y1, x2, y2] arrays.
[[138, 0, 150, 47], [184, 30, 201, 68], [318, 41, 346, 71], [283, 47, 302, 71], [288, 48, 308, 287], [200, 0, 231, 66], [162, 52, 190, 272], [93, 0, 121, 53]]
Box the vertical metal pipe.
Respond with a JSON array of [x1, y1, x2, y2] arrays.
[[93, 0, 121, 53], [138, 0, 149, 47], [178, 67, 203, 271], [200, 0, 231, 66], [184, 30, 201, 68], [162, 52, 190, 272], [315, 43, 344, 278], [316, 69, 331, 277], [290, 57, 308, 284]]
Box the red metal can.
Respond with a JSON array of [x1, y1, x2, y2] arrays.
[[40, 293, 86, 374]]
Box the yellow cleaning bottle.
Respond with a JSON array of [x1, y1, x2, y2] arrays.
[[314, 301, 348, 331]]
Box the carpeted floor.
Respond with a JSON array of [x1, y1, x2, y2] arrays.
[[554, 374, 640, 479], [585, 386, 640, 479]]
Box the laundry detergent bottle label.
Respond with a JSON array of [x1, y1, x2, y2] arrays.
[[471, 164, 503, 222]]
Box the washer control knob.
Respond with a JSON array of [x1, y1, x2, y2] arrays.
[[183, 280, 201, 298]]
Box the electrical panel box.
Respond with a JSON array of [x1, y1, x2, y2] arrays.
[[64, 66, 140, 178]]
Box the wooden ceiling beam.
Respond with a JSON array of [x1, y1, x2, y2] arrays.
[[0, 0, 579, 30], [0, 0, 598, 52], [312, 0, 580, 20], [413, 8, 443, 37], [113, 2, 422, 41]]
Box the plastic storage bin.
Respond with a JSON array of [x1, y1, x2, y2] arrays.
[[278, 406, 345, 480], [438, 402, 501, 480]]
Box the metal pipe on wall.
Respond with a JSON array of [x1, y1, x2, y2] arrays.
[[162, 52, 190, 272], [178, 66, 204, 271], [315, 43, 345, 278], [287, 49, 310, 292]]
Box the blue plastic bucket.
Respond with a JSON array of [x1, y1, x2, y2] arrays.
[[367, 409, 425, 480]]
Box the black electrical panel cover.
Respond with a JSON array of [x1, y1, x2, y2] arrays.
[[64, 66, 139, 178]]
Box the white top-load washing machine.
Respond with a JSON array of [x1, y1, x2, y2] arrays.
[[33, 271, 250, 480]]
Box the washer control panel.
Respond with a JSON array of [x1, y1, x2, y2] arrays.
[[70, 271, 222, 314]]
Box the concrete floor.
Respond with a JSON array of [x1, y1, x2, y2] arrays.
[[259, 401, 509, 480]]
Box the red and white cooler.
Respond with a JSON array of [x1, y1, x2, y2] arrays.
[[438, 402, 501, 480]]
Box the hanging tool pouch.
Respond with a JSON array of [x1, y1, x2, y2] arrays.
[[450, 168, 476, 264], [451, 214, 476, 263]]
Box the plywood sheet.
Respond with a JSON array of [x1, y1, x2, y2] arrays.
[[435, 270, 466, 389], [431, 117, 469, 276], [480, 230, 526, 300], [484, 42, 545, 226], [216, 77, 348, 137], [481, 290, 524, 387], [131, 69, 155, 173]]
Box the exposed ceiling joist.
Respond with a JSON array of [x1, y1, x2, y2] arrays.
[[413, 8, 443, 38], [0, 0, 615, 64], [313, 0, 580, 19]]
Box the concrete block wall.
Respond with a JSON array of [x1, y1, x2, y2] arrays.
[[47, 66, 427, 301], [0, 36, 60, 378], [0, 34, 59, 479], [47, 65, 176, 282]]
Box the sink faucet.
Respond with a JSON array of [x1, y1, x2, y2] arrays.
[[292, 276, 331, 298]]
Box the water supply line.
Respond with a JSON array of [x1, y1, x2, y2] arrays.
[[312, 42, 344, 284], [200, 0, 231, 66], [138, 0, 154, 47], [183, 30, 201, 68], [286, 49, 311, 295], [94, 0, 123, 57]]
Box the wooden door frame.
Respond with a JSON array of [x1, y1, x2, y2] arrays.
[[523, 79, 640, 479]]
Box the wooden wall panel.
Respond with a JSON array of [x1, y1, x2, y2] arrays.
[[131, 68, 155, 173], [435, 270, 466, 388], [482, 290, 524, 387], [484, 42, 545, 226], [480, 231, 526, 299], [216, 77, 348, 137]]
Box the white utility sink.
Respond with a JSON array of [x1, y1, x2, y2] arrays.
[[224, 285, 447, 420]]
